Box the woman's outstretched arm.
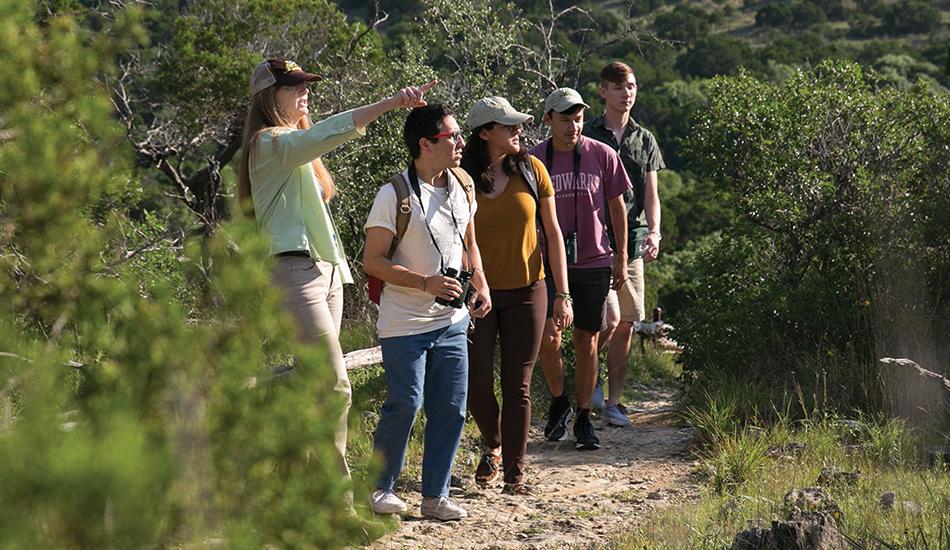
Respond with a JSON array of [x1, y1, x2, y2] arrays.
[[352, 80, 438, 129]]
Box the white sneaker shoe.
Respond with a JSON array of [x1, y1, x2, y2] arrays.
[[371, 490, 408, 514], [603, 403, 632, 427], [420, 496, 468, 521]]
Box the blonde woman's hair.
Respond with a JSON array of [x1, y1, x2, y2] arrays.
[[238, 86, 337, 218]]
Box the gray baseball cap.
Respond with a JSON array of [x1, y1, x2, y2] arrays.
[[466, 96, 534, 130], [543, 87, 590, 114]]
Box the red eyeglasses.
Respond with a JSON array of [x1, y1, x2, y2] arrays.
[[430, 130, 464, 143]]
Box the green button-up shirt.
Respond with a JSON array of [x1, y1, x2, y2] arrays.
[[250, 110, 365, 284], [583, 115, 665, 256]]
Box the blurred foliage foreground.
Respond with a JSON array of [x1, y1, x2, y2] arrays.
[[0, 3, 369, 547], [0, 0, 948, 547]]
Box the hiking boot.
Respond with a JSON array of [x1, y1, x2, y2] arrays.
[[421, 496, 468, 521], [370, 490, 408, 515], [591, 377, 605, 409], [474, 449, 502, 485], [573, 409, 601, 450], [543, 394, 574, 441], [501, 482, 537, 496], [603, 403, 632, 428]]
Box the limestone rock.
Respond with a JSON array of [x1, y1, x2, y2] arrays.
[[783, 487, 843, 525], [730, 515, 846, 550], [730, 488, 846, 549], [817, 467, 860, 487], [879, 492, 896, 510], [834, 419, 869, 444]]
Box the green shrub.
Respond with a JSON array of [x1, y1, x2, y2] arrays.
[[653, 5, 711, 44], [882, 0, 942, 35], [675, 35, 761, 78], [705, 432, 771, 494], [683, 389, 741, 445], [0, 3, 372, 546], [755, 3, 793, 27], [847, 12, 878, 39], [790, 0, 828, 28], [863, 416, 917, 467], [682, 60, 950, 414]]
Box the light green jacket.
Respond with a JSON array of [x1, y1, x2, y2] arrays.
[[250, 110, 365, 284]]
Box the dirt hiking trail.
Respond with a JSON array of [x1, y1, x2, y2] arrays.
[[372, 385, 700, 549]]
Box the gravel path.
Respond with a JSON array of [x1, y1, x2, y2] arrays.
[[371, 386, 700, 549]]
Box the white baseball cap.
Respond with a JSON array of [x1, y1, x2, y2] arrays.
[[466, 96, 534, 129], [543, 87, 590, 114]]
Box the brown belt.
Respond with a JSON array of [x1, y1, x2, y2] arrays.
[[274, 250, 311, 258]]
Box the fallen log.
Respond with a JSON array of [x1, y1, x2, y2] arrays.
[[344, 346, 382, 370], [880, 357, 950, 394]]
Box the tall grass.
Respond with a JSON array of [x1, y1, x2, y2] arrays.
[[631, 346, 682, 383], [682, 391, 739, 445], [621, 407, 950, 549]]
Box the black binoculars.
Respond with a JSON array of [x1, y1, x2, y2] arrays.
[[435, 267, 474, 309]]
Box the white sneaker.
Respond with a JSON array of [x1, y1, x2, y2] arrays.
[[371, 490, 408, 514], [420, 496, 468, 521], [603, 403, 632, 427]]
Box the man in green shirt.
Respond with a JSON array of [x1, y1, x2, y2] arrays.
[[582, 61, 665, 428]]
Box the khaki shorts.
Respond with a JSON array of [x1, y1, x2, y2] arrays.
[[615, 257, 645, 323]]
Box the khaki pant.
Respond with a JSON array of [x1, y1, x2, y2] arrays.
[[605, 257, 646, 325], [618, 257, 646, 323], [272, 256, 351, 476]]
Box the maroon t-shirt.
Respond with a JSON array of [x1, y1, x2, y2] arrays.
[[529, 135, 631, 268]]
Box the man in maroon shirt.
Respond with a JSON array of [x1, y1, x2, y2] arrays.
[[529, 88, 631, 450]]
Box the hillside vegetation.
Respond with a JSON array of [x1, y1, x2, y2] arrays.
[[0, 0, 947, 547]]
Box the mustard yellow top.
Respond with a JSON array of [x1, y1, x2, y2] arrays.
[[474, 155, 554, 290]]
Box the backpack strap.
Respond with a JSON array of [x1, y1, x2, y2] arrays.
[[518, 159, 539, 200], [518, 158, 549, 258], [386, 173, 412, 260], [447, 166, 476, 270], [448, 166, 475, 207]]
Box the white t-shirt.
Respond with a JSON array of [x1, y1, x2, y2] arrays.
[[365, 170, 477, 338]]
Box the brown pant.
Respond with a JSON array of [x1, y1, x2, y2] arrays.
[[467, 280, 546, 484], [271, 256, 350, 476]]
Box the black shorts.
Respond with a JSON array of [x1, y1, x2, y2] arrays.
[[545, 266, 612, 333]]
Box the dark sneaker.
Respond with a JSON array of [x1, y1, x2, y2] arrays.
[[543, 395, 574, 442], [574, 409, 601, 450], [474, 450, 501, 485]]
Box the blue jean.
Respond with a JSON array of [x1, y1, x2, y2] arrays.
[[373, 318, 469, 497]]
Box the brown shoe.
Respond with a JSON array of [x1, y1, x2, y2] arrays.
[[501, 482, 536, 496], [474, 450, 501, 485]]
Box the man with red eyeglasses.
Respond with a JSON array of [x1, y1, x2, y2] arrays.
[[364, 104, 491, 521]]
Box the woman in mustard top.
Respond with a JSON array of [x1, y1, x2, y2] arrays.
[[237, 58, 434, 478], [460, 97, 573, 494]]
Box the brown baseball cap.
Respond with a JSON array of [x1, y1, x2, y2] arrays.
[[249, 59, 321, 96]]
